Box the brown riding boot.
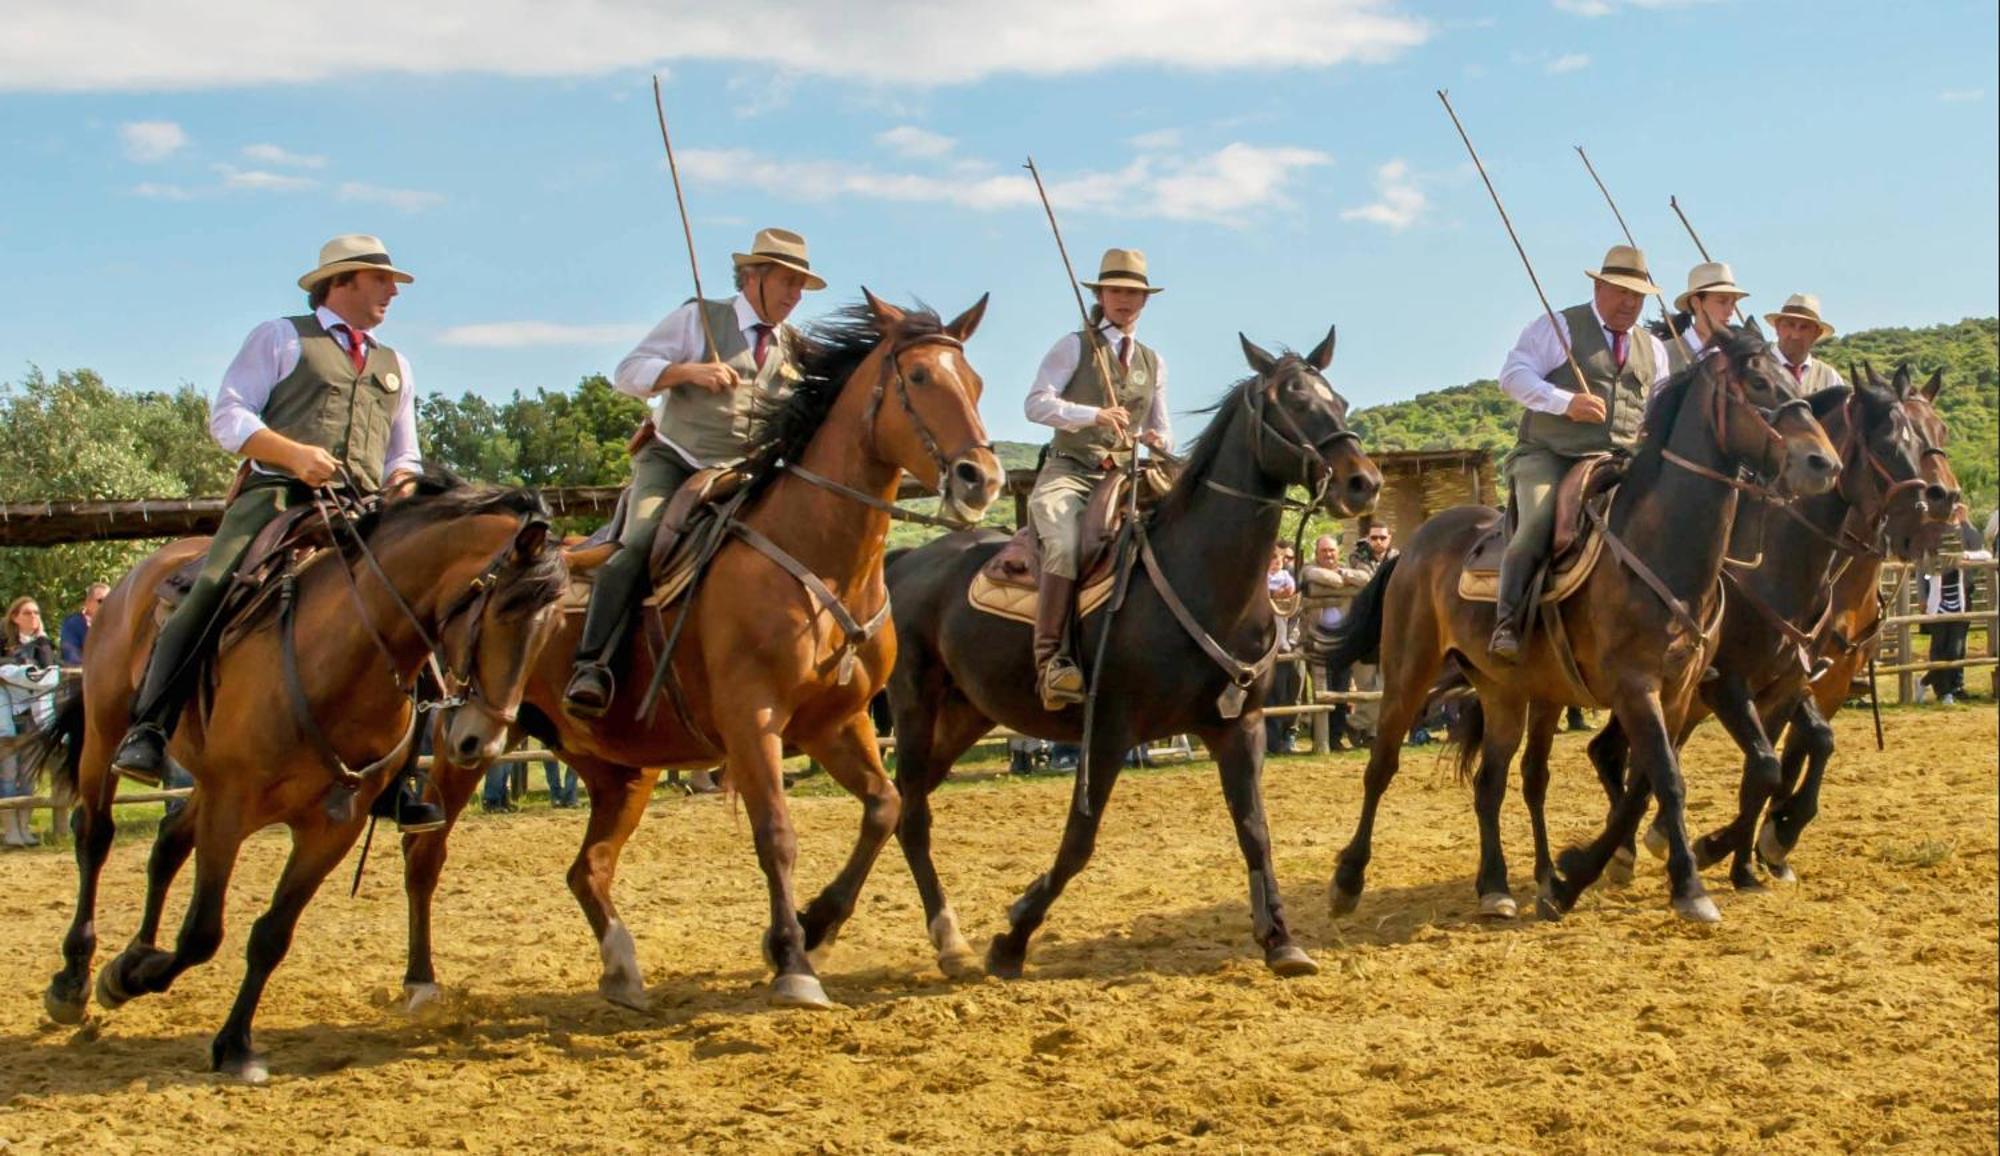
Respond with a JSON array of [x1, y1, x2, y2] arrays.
[[1033, 574, 1085, 710]]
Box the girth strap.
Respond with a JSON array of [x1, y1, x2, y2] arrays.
[[729, 520, 892, 686], [279, 570, 418, 795], [1134, 526, 1277, 718], [1584, 505, 1710, 641]]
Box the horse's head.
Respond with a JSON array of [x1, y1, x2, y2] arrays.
[[1701, 320, 1839, 496], [432, 505, 569, 765], [1238, 326, 1382, 517], [1814, 368, 1932, 559], [854, 289, 1003, 526], [1871, 362, 1961, 530]]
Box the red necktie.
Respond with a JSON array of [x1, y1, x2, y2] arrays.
[[1117, 335, 1132, 370], [335, 324, 366, 373], [1788, 362, 1805, 383], [752, 323, 773, 372], [1611, 330, 1627, 369]]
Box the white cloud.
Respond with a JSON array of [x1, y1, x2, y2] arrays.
[[1130, 128, 1183, 151], [438, 321, 645, 348], [877, 125, 956, 159], [1939, 88, 1986, 103], [1551, 0, 1612, 13], [3, 1, 1429, 91], [214, 164, 316, 192], [1553, 0, 1720, 13], [1546, 53, 1591, 74], [119, 120, 186, 162], [1340, 159, 1425, 231], [678, 140, 1331, 227], [242, 142, 327, 168], [131, 182, 192, 200], [337, 181, 446, 212]]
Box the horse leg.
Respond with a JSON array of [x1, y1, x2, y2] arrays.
[[1520, 702, 1562, 918], [1615, 687, 1717, 922], [1329, 647, 1443, 916], [1584, 716, 1640, 885], [1689, 675, 1784, 892], [209, 820, 366, 1083], [725, 720, 834, 1009], [1470, 695, 1528, 919], [401, 752, 487, 1011], [794, 712, 903, 972], [890, 692, 990, 978], [561, 757, 660, 1011], [101, 794, 204, 1005], [1759, 699, 1835, 883], [46, 767, 117, 1025], [986, 719, 1129, 979], [1199, 717, 1316, 977], [1546, 737, 1659, 914], [99, 794, 248, 1009]]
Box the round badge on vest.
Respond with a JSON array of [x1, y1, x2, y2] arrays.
[[1128, 368, 1149, 386], [381, 372, 402, 393]]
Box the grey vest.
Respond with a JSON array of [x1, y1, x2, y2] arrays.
[[1049, 329, 1159, 470], [1787, 357, 1842, 394], [656, 298, 800, 466], [1663, 325, 1701, 375], [1517, 303, 1655, 456], [261, 315, 404, 492]]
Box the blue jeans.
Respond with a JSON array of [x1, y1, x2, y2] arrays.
[[162, 758, 194, 817], [482, 761, 512, 808], [542, 760, 578, 806]]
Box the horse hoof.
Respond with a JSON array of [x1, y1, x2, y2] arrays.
[[1265, 944, 1320, 978], [215, 1052, 270, 1085], [1606, 846, 1636, 887], [1642, 825, 1669, 860], [1765, 861, 1798, 885], [1478, 893, 1518, 920], [985, 937, 1026, 980], [44, 985, 88, 1026], [1328, 882, 1362, 918], [769, 974, 837, 1011], [94, 965, 132, 1011], [1673, 895, 1722, 924], [937, 945, 981, 981], [402, 983, 444, 1014], [1757, 818, 1789, 868], [1535, 889, 1564, 922], [598, 980, 654, 1012]]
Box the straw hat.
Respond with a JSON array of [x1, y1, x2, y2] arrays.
[[1584, 244, 1662, 296], [1763, 293, 1836, 340], [1081, 248, 1164, 294], [731, 228, 826, 290], [297, 234, 414, 291], [1673, 261, 1749, 313]]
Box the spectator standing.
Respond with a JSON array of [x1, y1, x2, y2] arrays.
[[1301, 534, 1374, 749], [1265, 548, 1302, 754], [1342, 525, 1400, 745], [1919, 508, 1991, 705], [57, 583, 108, 667], [2, 597, 59, 846]]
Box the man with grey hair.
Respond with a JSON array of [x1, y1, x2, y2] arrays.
[[58, 582, 109, 666]]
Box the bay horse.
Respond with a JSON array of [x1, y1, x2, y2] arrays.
[[1589, 364, 1962, 887], [28, 474, 567, 1081], [1321, 323, 1840, 925], [402, 293, 1001, 1012], [884, 330, 1382, 980]]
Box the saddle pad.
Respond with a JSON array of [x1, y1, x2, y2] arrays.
[[966, 570, 1116, 626], [561, 552, 700, 614], [1457, 526, 1607, 605]]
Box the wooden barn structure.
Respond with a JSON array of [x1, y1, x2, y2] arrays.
[[1347, 448, 1496, 539]]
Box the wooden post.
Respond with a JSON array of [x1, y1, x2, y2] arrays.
[[1895, 564, 1915, 704]]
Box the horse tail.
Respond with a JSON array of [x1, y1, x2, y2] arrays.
[[1321, 554, 1400, 670], [1444, 694, 1484, 785], [10, 686, 87, 806]]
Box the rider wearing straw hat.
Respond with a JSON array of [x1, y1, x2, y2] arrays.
[[1023, 248, 1173, 709], [562, 227, 825, 718], [1655, 260, 1751, 374], [1489, 244, 1671, 661], [1765, 293, 1844, 393], [110, 235, 443, 830]]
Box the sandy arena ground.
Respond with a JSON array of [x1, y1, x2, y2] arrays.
[[0, 702, 1994, 1153]]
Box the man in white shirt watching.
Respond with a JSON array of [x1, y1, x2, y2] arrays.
[[1489, 245, 1670, 660]]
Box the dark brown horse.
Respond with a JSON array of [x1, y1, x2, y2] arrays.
[[884, 331, 1382, 980], [1590, 364, 1963, 887], [1321, 324, 1840, 925], [402, 294, 1001, 1012], [28, 475, 567, 1081]]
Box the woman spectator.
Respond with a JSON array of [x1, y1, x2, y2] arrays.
[[2, 596, 60, 846]]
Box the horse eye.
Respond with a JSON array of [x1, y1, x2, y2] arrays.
[[909, 368, 928, 384]]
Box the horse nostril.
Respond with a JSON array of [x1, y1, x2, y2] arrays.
[[1925, 484, 1950, 506], [455, 734, 482, 759], [1809, 453, 1837, 475], [952, 460, 986, 489]]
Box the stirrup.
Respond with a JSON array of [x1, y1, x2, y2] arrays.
[[1037, 659, 1086, 710], [110, 724, 169, 787], [563, 661, 616, 719]]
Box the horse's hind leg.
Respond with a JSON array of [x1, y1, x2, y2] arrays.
[[1519, 701, 1562, 918], [402, 747, 486, 1010], [1329, 643, 1444, 916], [46, 752, 118, 1025], [210, 819, 367, 1083], [1759, 699, 1835, 883], [1200, 716, 1316, 976], [794, 711, 903, 971], [889, 691, 990, 978], [561, 756, 660, 1011], [986, 716, 1130, 980], [1470, 694, 1528, 919]]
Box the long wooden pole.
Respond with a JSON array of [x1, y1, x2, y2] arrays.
[[653, 74, 721, 362], [1575, 146, 1680, 345], [1023, 157, 1122, 401], [1437, 91, 1593, 401], [1668, 194, 1745, 323]]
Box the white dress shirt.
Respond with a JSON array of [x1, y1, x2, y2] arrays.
[[1498, 303, 1671, 415], [210, 305, 422, 481], [1023, 322, 1173, 449], [615, 294, 776, 466]]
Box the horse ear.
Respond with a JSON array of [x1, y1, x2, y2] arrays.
[[514, 519, 550, 562], [1862, 360, 1886, 391], [944, 293, 989, 343], [1239, 333, 1278, 377], [1891, 362, 1913, 396], [861, 287, 906, 329], [1305, 324, 1337, 372], [1742, 316, 1765, 340], [1921, 367, 1944, 402]]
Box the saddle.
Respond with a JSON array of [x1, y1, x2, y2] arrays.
[[1457, 453, 1623, 605], [966, 468, 1143, 625], [560, 466, 752, 613], [151, 502, 332, 648]]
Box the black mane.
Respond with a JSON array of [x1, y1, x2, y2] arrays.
[[361, 467, 566, 618], [1636, 323, 1768, 458], [1151, 373, 1256, 524]]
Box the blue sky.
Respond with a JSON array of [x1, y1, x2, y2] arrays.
[[2, 0, 1994, 447]]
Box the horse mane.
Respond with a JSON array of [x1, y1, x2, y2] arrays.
[[360, 467, 567, 617], [1151, 373, 1255, 523], [737, 300, 946, 497], [1647, 312, 1692, 343], [1634, 323, 1767, 459]]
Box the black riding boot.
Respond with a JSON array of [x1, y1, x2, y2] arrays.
[[369, 764, 447, 833], [1488, 547, 1541, 661], [110, 609, 211, 786], [563, 546, 648, 719]]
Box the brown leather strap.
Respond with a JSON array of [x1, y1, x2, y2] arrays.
[[280, 570, 417, 793], [730, 520, 892, 685], [1585, 505, 1709, 640], [1135, 527, 1277, 691]]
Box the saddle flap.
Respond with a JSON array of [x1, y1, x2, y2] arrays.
[[646, 466, 749, 579], [1076, 470, 1130, 574], [1551, 453, 1624, 561]]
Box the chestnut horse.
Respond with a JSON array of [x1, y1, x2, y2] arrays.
[[1321, 323, 1840, 925], [884, 331, 1382, 980], [403, 294, 1001, 1012], [28, 475, 567, 1080]]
